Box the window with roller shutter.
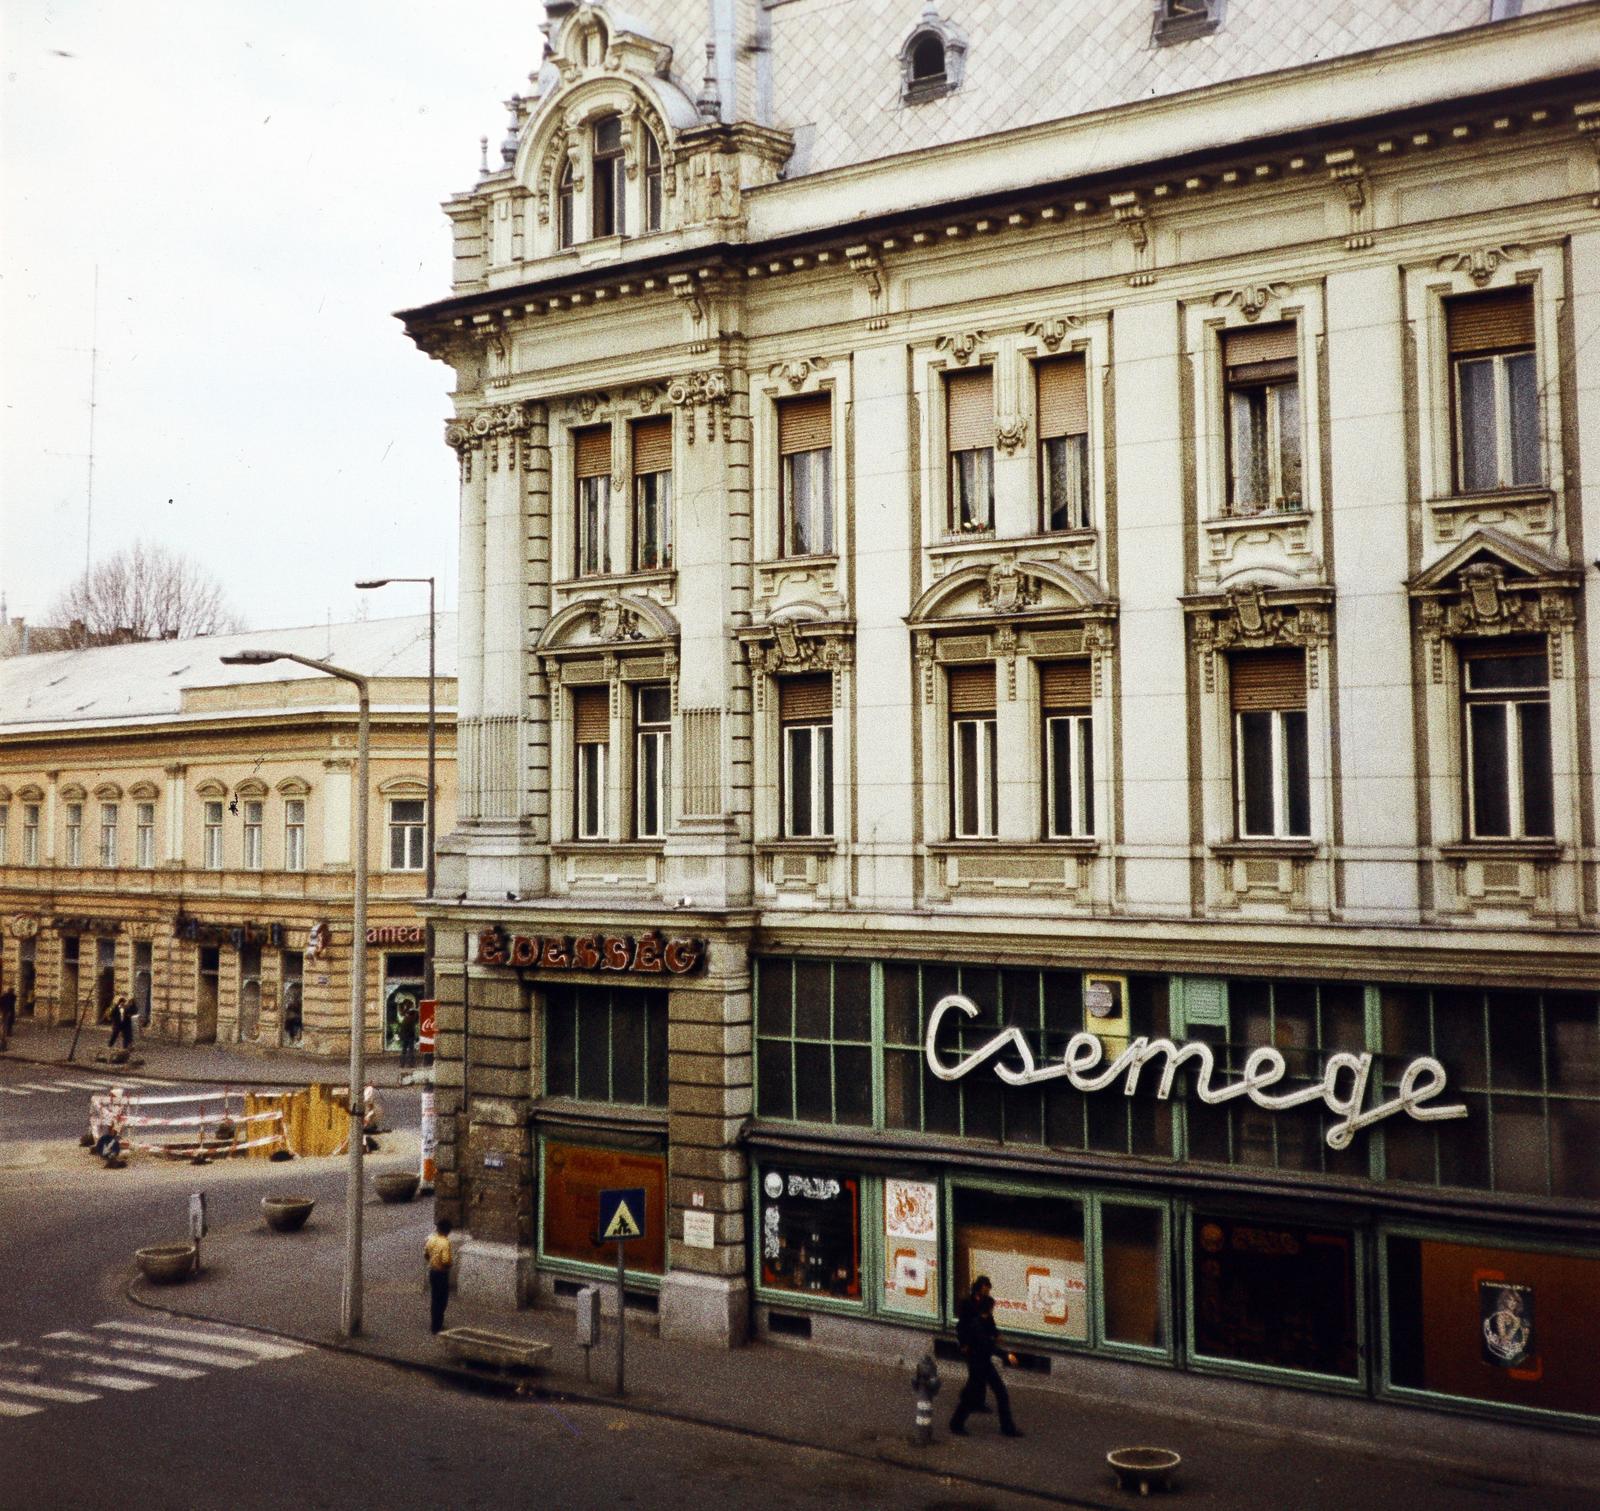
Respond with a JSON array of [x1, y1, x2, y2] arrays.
[[1037, 358, 1089, 532], [632, 418, 673, 572], [572, 685, 610, 840], [778, 394, 834, 557], [1040, 661, 1094, 838], [948, 664, 997, 838], [1223, 324, 1301, 515], [946, 369, 994, 535], [575, 426, 613, 577], [779, 674, 834, 838], [1230, 650, 1309, 838], [1447, 288, 1539, 493]]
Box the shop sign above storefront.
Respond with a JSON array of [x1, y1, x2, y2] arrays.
[[368, 924, 425, 946], [173, 917, 285, 948], [475, 927, 705, 976], [924, 993, 1467, 1150], [52, 915, 124, 936]]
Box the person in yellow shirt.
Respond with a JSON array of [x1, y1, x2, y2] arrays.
[[424, 1218, 454, 1334]]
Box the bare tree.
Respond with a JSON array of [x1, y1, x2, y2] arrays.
[[46, 541, 243, 647]]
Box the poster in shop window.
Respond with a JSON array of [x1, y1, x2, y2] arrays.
[[882, 1178, 939, 1319], [1480, 1281, 1535, 1370], [962, 1229, 1088, 1341]]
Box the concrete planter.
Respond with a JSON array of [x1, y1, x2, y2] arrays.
[[261, 1195, 315, 1233], [374, 1171, 420, 1204], [1107, 1447, 1181, 1496], [136, 1243, 197, 1285]]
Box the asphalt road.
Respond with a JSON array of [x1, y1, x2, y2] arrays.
[[0, 1057, 1041, 1511]]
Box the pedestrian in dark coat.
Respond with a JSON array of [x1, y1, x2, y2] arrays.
[[0, 986, 16, 1047], [397, 1007, 418, 1070], [107, 997, 128, 1050], [949, 1276, 1023, 1437]]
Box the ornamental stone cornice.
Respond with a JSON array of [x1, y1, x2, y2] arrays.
[[1184, 583, 1335, 693]]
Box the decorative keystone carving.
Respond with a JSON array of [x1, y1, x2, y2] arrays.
[[1435, 246, 1530, 287], [979, 559, 1042, 614], [1327, 152, 1372, 249], [1111, 194, 1154, 286], [1417, 566, 1576, 683], [995, 416, 1028, 455], [590, 596, 648, 643], [1213, 283, 1292, 322], [936, 330, 986, 365], [574, 391, 609, 422], [741, 623, 855, 708], [1024, 316, 1083, 352], [767, 357, 831, 391]]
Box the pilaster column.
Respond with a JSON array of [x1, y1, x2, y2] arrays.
[[322, 758, 353, 869], [163, 764, 186, 865], [448, 417, 488, 820]]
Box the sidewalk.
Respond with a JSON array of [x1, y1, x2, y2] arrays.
[[0, 1020, 415, 1088], [127, 1187, 1598, 1510]]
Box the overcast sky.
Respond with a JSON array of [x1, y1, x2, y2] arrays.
[[2, 0, 539, 630]]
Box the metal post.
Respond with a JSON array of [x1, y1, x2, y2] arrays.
[[424, 576, 436, 1010], [615, 1238, 626, 1397], [344, 680, 370, 1337]]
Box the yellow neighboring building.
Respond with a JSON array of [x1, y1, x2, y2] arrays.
[[0, 615, 455, 1057]]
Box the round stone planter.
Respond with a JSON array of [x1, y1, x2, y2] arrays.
[[1107, 1447, 1181, 1497], [374, 1171, 420, 1204], [261, 1195, 316, 1233], [136, 1243, 197, 1285]]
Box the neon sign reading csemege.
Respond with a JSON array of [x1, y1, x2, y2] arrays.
[[923, 994, 1467, 1150]]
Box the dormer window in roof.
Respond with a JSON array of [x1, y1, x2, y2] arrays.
[[899, 7, 966, 105], [1152, 0, 1224, 46]]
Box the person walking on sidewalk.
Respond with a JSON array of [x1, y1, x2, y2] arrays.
[[398, 1006, 418, 1070], [107, 996, 132, 1051], [425, 1218, 454, 1335], [949, 1276, 1023, 1438], [0, 985, 15, 1049]]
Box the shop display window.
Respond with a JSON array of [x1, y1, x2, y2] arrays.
[[754, 958, 872, 1126], [758, 1165, 861, 1300], [953, 1185, 1088, 1342], [1191, 1213, 1359, 1380], [541, 1138, 666, 1275], [1379, 987, 1600, 1201], [382, 953, 425, 1052], [880, 1176, 940, 1319], [1384, 1233, 1600, 1419], [1183, 979, 1369, 1179], [1100, 1202, 1166, 1351], [545, 984, 668, 1108]]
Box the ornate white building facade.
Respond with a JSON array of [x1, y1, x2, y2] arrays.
[[406, 0, 1600, 1433]]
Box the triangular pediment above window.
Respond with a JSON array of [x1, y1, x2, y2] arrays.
[[1408, 526, 1578, 596]]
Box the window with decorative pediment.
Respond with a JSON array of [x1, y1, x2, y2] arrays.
[[1447, 289, 1539, 494], [1410, 531, 1579, 863], [898, 9, 967, 103]]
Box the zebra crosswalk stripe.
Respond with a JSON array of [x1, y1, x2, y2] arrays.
[[0, 1376, 100, 1404], [41, 1334, 204, 1379], [85, 1332, 255, 1370], [95, 1321, 302, 1361], [0, 1398, 44, 1418], [16, 1083, 68, 1093], [0, 1087, 34, 1097], [64, 1371, 153, 1392]]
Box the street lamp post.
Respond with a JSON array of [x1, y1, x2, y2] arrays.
[[221, 648, 370, 1337], [356, 578, 436, 1009]]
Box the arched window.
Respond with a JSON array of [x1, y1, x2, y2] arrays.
[[644, 128, 663, 233], [909, 32, 945, 82], [592, 114, 625, 237], [557, 158, 575, 249]]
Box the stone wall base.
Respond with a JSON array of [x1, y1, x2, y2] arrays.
[[659, 1271, 749, 1348], [454, 1237, 532, 1308]]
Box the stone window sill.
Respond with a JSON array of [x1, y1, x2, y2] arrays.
[[1438, 841, 1563, 863], [1210, 839, 1320, 860]]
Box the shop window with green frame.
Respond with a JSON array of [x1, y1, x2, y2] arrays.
[[755, 959, 872, 1126], [544, 984, 668, 1107], [1178, 977, 1370, 1179], [1378, 986, 1600, 1201], [1382, 1226, 1600, 1421], [946, 1179, 1172, 1357], [884, 963, 1175, 1157], [1188, 1209, 1362, 1384], [756, 1163, 862, 1302]]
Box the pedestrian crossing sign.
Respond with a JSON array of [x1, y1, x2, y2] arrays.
[[598, 1187, 647, 1242]]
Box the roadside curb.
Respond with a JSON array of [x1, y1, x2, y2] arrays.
[[2, 1046, 408, 1089], [124, 1276, 1121, 1511]]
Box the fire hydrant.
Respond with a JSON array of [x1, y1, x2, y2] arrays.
[[912, 1348, 942, 1445]]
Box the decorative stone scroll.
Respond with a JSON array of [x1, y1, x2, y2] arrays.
[[1186, 584, 1333, 694], [1024, 315, 1083, 352], [446, 401, 538, 478], [667, 368, 731, 444], [1435, 246, 1530, 288], [1212, 282, 1291, 322]]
